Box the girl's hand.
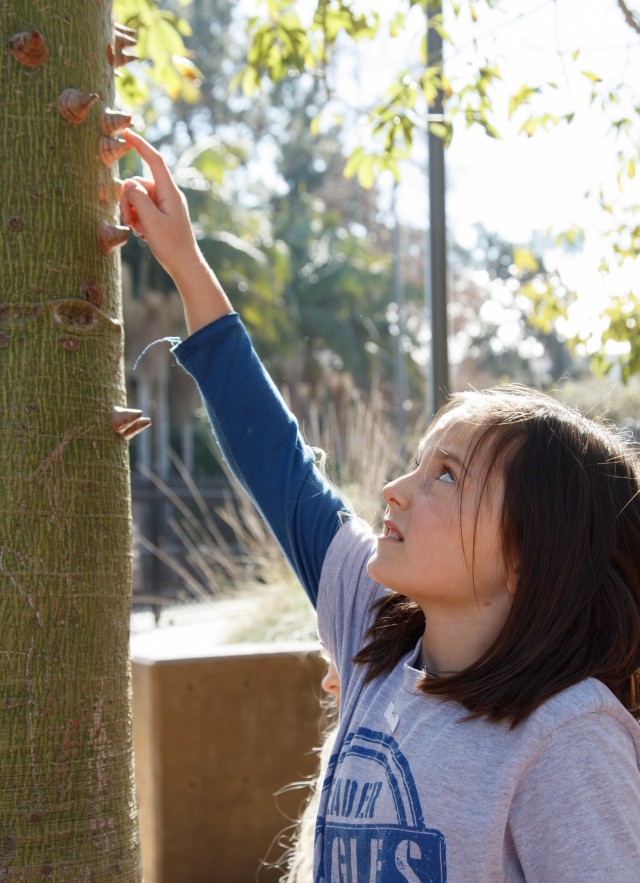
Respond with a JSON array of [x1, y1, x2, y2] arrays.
[[119, 129, 198, 278], [119, 128, 233, 334]]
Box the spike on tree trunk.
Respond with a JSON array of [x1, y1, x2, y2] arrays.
[[0, 1, 141, 879]]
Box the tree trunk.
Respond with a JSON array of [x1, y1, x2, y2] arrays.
[[0, 2, 140, 879]]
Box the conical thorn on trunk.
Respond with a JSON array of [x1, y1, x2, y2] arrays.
[[100, 109, 132, 138], [108, 31, 138, 68], [7, 29, 48, 67], [98, 220, 129, 254], [112, 407, 151, 440], [99, 136, 130, 168], [120, 417, 152, 440], [114, 22, 137, 39], [58, 88, 99, 125]]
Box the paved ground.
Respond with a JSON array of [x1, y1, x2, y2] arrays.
[[130, 599, 318, 661]]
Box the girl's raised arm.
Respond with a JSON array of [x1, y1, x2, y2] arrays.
[[119, 129, 233, 334], [119, 132, 349, 605]]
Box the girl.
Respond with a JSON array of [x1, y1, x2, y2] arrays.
[[120, 129, 640, 882]]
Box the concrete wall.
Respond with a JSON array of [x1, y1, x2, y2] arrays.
[[131, 643, 325, 883]]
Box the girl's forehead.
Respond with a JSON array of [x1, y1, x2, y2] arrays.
[[419, 406, 479, 458]]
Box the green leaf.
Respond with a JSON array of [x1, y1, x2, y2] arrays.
[[389, 12, 406, 37], [429, 14, 454, 44], [343, 147, 366, 180], [240, 65, 259, 96], [476, 117, 500, 139], [513, 247, 538, 274], [508, 84, 538, 119], [357, 155, 376, 189], [115, 70, 149, 106], [428, 121, 449, 140], [519, 116, 539, 138]]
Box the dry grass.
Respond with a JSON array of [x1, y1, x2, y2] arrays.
[[138, 390, 410, 642]]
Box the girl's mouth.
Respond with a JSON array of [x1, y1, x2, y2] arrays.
[[383, 521, 403, 542]]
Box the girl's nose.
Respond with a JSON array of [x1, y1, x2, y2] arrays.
[[321, 661, 340, 707], [382, 471, 414, 509]]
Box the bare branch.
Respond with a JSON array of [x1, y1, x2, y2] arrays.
[[617, 0, 640, 35]]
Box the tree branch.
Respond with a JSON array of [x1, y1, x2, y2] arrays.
[[617, 0, 640, 35]]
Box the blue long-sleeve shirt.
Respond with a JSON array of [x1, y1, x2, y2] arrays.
[[173, 312, 349, 606]]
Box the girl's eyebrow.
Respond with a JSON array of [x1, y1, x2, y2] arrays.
[[416, 441, 466, 474], [435, 444, 475, 481], [435, 446, 464, 469]]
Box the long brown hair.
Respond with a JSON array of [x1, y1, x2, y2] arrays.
[[354, 386, 640, 727]]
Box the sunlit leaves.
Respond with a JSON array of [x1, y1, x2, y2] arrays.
[[512, 247, 538, 275], [521, 278, 569, 336], [116, 70, 150, 106], [597, 293, 640, 381], [113, 0, 199, 105], [421, 65, 443, 107], [313, 0, 379, 42], [427, 13, 453, 44], [238, 0, 379, 94], [243, 13, 312, 89], [447, 62, 502, 137], [343, 147, 400, 188], [428, 120, 453, 142], [172, 55, 204, 81], [508, 84, 539, 120], [176, 138, 247, 187], [518, 113, 561, 138], [612, 221, 640, 264], [234, 0, 640, 377], [389, 11, 406, 38], [241, 1, 529, 181], [554, 226, 585, 251]]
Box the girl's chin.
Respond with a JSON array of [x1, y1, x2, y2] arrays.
[[366, 552, 381, 580], [366, 554, 395, 590]]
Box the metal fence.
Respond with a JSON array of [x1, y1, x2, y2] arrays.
[[131, 474, 231, 615]]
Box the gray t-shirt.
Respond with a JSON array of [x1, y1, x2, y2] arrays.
[[316, 518, 640, 882]]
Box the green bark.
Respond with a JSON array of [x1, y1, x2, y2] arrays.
[[0, 2, 140, 880]]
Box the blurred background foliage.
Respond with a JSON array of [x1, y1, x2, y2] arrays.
[[113, 0, 640, 608]]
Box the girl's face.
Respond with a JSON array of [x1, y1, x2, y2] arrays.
[[367, 407, 512, 616]]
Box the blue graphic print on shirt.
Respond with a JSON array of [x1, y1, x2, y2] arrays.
[[316, 727, 447, 883]]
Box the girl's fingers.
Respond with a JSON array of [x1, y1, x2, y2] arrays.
[[120, 197, 134, 228], [125, 176, 156, 194], [121, 176, 157, 211], [118, 133, 192, 269], [121, 130, 175, 195], [120, 179, 160, 235]]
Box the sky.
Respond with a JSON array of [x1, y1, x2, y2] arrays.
[[429, 0, 637, 239], [347, 0, 640, 342]]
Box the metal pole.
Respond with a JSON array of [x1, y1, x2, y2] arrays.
[[425, 0, 449, 417], [392, 181, 407, 451]]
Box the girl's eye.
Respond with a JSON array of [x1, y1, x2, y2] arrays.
[[437, 467, 455, 485]]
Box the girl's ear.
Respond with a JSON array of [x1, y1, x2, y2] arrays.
[[506, 566, 520, 596]]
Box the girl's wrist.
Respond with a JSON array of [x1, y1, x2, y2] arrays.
[[159, 231, 202, 283], [169, 249, 234, 333]]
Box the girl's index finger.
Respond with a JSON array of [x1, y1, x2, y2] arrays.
[[121, 129, 173, 187]]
